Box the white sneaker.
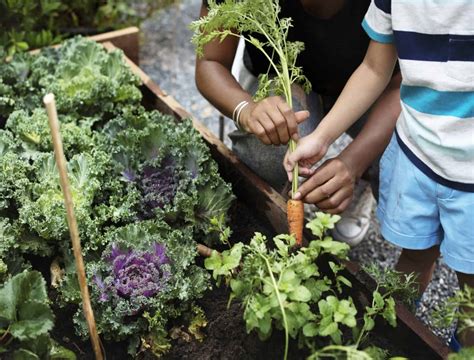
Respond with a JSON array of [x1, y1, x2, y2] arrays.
[[331, 181, 374, 247]]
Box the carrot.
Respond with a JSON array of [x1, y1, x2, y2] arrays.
[[287, 199, 304, 246]]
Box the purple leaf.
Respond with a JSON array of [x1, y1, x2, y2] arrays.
[[106, 242, 171, 300]]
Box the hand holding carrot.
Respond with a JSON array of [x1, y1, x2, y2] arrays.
[[292, 157, 356, 214], [283, 131, 330, 183]]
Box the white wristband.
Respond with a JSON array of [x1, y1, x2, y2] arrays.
[[232, 100, 249, 131], [235, 102, 249, 131]]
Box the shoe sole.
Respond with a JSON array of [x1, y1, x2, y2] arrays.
[[331, 220, 370, 247]]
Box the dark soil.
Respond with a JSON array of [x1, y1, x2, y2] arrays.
[[163, 287, 307, 360]]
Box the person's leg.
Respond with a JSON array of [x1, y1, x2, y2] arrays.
[[438, 185, 474, 348], [395, 246, 440, 295], [377, 135, 442, 292]]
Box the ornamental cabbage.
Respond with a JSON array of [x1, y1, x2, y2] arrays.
[[77, 221, 209, 354], [0, 37, 233, 356], [109, 242, 170, 298]]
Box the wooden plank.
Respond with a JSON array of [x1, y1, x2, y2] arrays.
[[27, 27, 140, 64], [102, 41, 451, 359], [343, 260, 451, 359], [89, 27, 140, 64]]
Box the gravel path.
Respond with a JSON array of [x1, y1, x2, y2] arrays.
[[139, 0, 458, 343]]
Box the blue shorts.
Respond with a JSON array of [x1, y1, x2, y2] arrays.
[[377, 135, 474, 274]]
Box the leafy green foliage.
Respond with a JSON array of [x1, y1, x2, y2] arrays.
[[206, 214, 354, 359], [0, 0, 176, 57], [1, 37, 233, 250], [191, 0, 311, 104], [307, 345, 375, 360], [101, 107, 235, 242], [364, 264, 418, 309], [433, 285, 474, 345], [49, 40, 142, 117], [207, 213, 409, 360], [77, 221, 209, 355], [0, 270, 75, 359], [0, 37, 233, 354], [448, 347, 474, 360]]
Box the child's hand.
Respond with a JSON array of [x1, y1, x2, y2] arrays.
[[284, 132, 329, 181]]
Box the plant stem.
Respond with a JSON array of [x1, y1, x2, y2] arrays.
[[0, 326, 10, 343], [260, 254, 289, 360], [282, 64, 299, 197], [289, 139, 298, 196]]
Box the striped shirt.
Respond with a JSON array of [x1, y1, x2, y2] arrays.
[[363, 0, 474, 192]]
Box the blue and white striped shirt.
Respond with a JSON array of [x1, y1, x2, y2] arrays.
[[363, 0, 474, 191]]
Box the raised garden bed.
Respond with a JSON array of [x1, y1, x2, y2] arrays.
[[0, 30, 451, 359], [103, 40, 450, 359]]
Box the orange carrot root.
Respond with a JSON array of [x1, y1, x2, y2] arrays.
[[287, 199, 304, 246]]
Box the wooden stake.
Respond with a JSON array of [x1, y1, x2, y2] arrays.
[[43, 94, 104, 360], [197, 244, 213, 258]]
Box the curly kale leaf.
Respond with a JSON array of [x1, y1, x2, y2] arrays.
[[47, 38, 142, 117], [0, 130, 31, 212], [6, 109, 95, 159], [0, 218, 17, 280], [0, 51, 56, 119], [18, 153, 103, 241]]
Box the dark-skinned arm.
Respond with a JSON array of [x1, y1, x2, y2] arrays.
[[195, 3, 309, 145]]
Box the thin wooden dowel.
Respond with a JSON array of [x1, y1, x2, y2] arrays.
[[197, 243, 214, 258], [43, 93, 104, 360]]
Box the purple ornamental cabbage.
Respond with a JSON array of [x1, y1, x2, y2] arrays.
[[107, 242, 170, 298], [139, 162, 178, 218]]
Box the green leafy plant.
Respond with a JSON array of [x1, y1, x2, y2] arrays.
[[0, 270, 75, 359], [191, 0, 311, 195], [433, 285, 474, 352], [76, 220, 209, 355], [448, 347, 474, 360], [0, 37, 234, 355], [0, 0, 177, 57], [205, 213, 353, 360], [206, 213, 416, 360], [309, 266, 417, 360]]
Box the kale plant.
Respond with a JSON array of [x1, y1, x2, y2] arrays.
[[47, 38, 142, 118], [76, 220, 210, 356], [104, 242, 170, 299], [102, 106, 235, 242]]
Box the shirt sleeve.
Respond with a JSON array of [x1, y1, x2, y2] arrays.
[[362, 0, 394, 44]]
